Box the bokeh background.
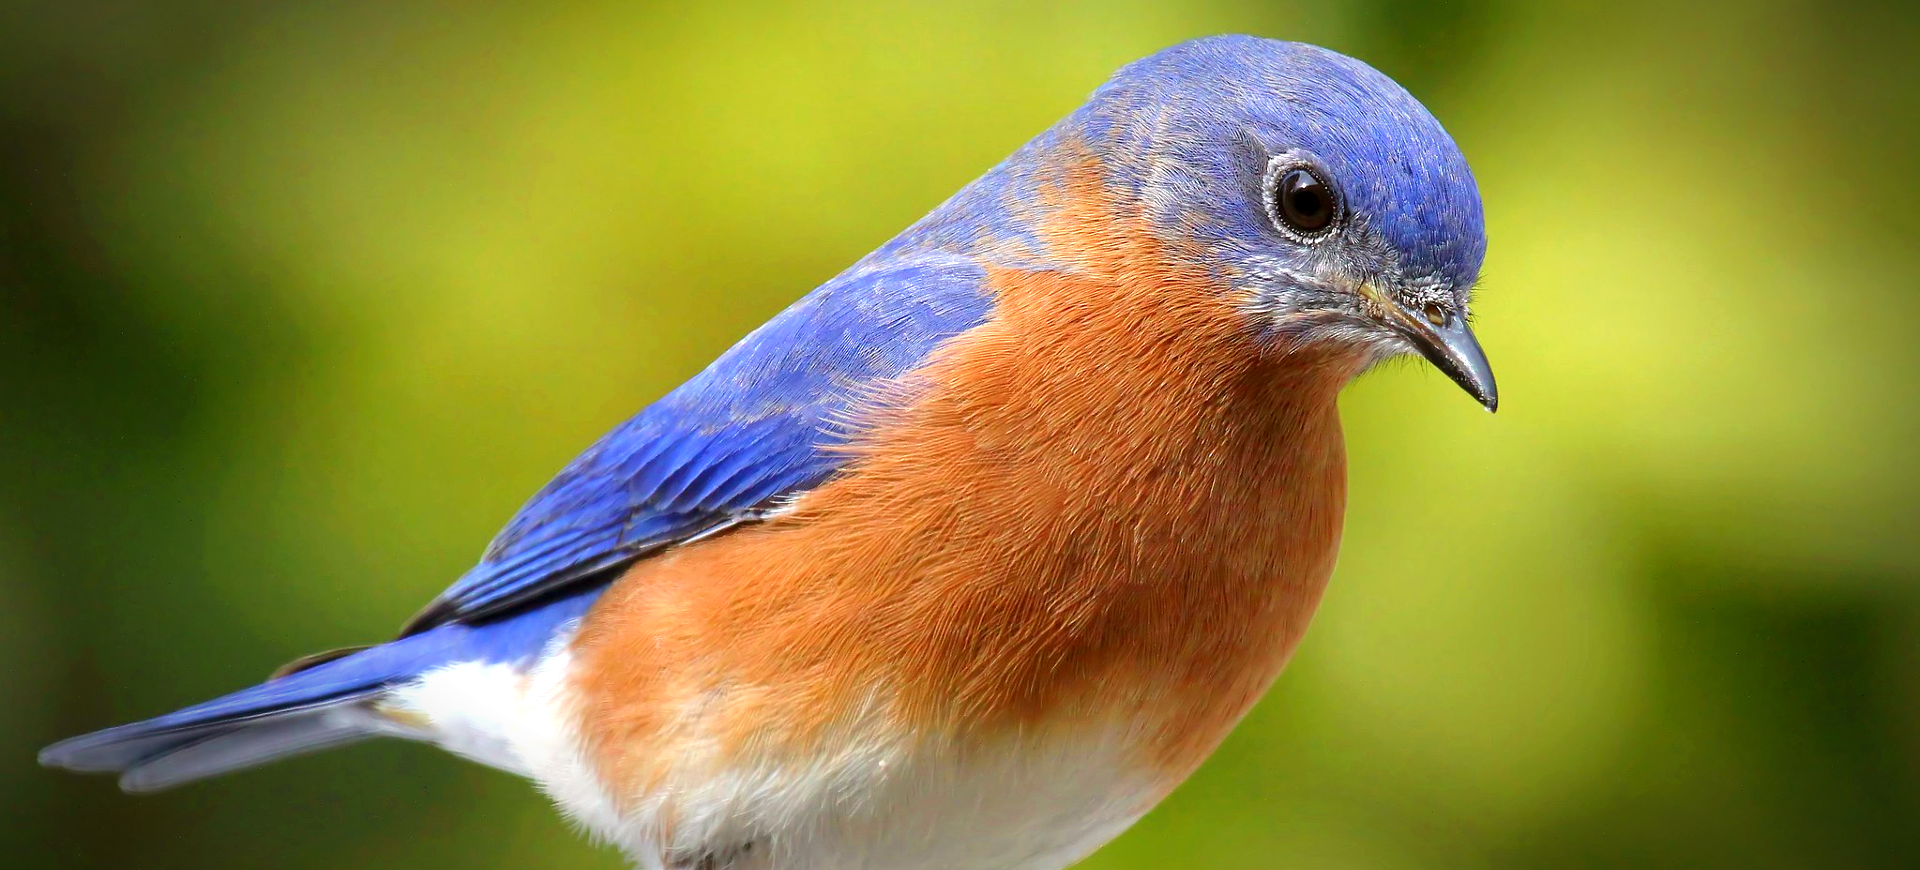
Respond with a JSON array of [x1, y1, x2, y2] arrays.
[[5, 1, 1917, 867]]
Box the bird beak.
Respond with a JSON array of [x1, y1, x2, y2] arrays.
[[1363, 283, 1499, 412]]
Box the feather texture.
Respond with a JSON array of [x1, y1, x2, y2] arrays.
[[404, 257, 995, 631]]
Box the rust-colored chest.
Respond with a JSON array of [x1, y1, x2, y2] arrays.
[[571, 262, 1358, 789]]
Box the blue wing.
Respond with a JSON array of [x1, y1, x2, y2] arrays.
[[39, 254, 1000, 790], [403, 254, 994, 632]]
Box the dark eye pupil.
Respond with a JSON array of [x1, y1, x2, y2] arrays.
[[1275, 168, 1334, 234], [1289, 188, 1322, 217]]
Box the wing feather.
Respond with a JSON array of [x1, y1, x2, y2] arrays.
[[402, 257, 994, 633]]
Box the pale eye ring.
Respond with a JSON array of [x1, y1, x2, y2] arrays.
[[1262, 154, 1342, 242]]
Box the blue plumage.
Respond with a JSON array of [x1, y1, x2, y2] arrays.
[[1079, 36, 1485, 292], [39, 585, 602, 791], [41, 254, 996, 789], [415, 255, 996, 627], [41, 36, 1494, 803]]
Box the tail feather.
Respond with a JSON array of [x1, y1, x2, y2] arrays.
[[39, 647, 421, 791], [40, 583, 602, 792], [112, 705, 381, 793]]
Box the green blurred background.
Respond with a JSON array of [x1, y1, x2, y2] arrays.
[[5, 1, 1917, 867]]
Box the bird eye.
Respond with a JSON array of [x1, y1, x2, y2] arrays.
[[1422, 301, 1448, 326], [1267, 166, 1338, 238]]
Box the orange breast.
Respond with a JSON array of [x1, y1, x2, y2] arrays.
[[568, 153, 1366, 799]]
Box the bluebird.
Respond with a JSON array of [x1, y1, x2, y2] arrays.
[[42, 35, 1494, 870]]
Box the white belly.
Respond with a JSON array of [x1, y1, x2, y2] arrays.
[[387, 647, 1164, 870]]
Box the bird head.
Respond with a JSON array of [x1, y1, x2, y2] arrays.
[[1075, 36, 1496, 410]]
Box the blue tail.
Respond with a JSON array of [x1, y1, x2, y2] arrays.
[[40, 586, 601, 793]]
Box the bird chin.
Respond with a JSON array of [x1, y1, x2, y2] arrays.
[[1259, 309, 1406, 367]]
